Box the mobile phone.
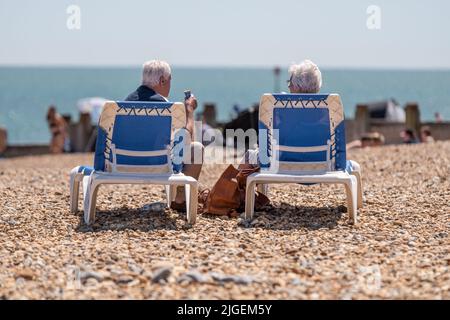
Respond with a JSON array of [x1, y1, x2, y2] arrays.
[[184, 90, 192, 100]]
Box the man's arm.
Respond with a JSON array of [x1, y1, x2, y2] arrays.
[[184, 96, 198, 140]]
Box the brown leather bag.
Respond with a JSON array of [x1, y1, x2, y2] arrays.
[[202, 165, 270, 216]]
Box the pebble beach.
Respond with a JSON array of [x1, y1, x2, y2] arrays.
[[0, 142, 449, 299]]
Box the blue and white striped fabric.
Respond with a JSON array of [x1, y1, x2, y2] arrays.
[[90, 101, 187, 174], [258, 93, 347, 173]]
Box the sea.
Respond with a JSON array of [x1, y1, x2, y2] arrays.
[[0, 66, 449, 144]]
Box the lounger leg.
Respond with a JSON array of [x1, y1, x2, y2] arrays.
[[257, 184, 268, 196], [344, 177, 358, 225], [348, 160, 363, 209], [353, 171, 363, 209], [185, 182, 198, 224], [165, 185, 177, 208], [69, 167, 81, 213], [83, 174, 100, 225], [244, 180, 257, 220]]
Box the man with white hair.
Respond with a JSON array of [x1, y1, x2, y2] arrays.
[[240, 59, 322, 167], [125, 60, 204, 211], [126, 60, 174, 102], [287, 59, 322, 94]]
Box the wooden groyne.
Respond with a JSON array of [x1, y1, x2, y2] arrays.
[[221, 102, 450, 145], [1, 102, 450, 158], [346, 102, 450, 143]]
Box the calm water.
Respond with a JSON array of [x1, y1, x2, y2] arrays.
[[0, 66, 449, 144]]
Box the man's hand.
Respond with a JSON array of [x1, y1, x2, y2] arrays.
[[185, 96, 198, 115], [184, 96, 197, 139]]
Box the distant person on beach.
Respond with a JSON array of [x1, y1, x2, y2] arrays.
[[420, 126, 435, 143], [434, 112, 443, 123], [0, 126, 7, 154], [240, 59, 322, 167], [400, 129, 419, 144], [46, 106, 68, 154], [125, 60, 204, 212], [347, 132, 385, 150]]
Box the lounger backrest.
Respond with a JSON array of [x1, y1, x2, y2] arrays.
[[93, 101, 187, 174], [258, 94, 346, 172]]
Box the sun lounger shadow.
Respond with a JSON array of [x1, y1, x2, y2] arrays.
[[74, 205, 185, 232], [242, 202, 345, 230]]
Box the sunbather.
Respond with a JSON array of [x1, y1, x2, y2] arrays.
[[46, 105, 68, 154], [401, 129, 419, 144], [125, 60, 204, 211], [240, 59, 323, 168], [420, 126, 435, 143], [346, 132, 385, 150]]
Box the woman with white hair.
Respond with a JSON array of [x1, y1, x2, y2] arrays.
[[240, 59, 322, 166], [125, 60, 204, 212], [199, 60, 323, 215]]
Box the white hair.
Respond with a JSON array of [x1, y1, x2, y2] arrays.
[[288, 60, 322, 93], [142, 60, 171, 87]]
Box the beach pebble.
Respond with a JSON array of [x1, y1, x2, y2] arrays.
[[177, 270, 209, 284], [79, 271, 105, 283], [210, 272, 255, 285], [15, 268, 35, 281], [151, 267, 173, 283]]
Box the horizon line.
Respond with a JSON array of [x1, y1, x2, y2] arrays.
[[1, 63, 450, 72]]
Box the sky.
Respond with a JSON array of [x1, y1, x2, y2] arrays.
[[0, 0, 449, 69]]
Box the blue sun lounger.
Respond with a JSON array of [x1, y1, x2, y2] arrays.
[[244, 94, 363, 224], [69, 101, 198, 225]]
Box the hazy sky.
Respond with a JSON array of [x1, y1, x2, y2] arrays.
[[1, 0, 449, 68]]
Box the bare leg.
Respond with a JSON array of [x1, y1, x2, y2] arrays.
[[174, 142, 204, 204]]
